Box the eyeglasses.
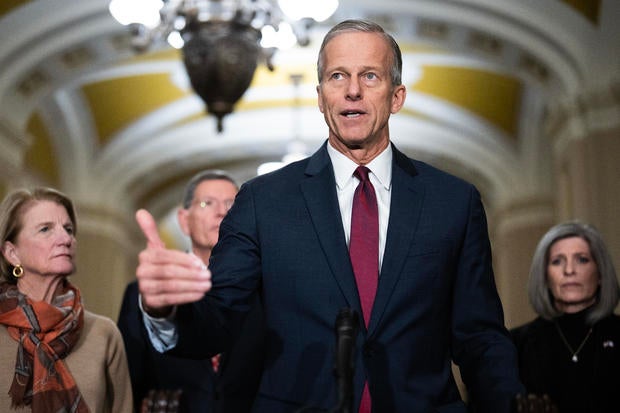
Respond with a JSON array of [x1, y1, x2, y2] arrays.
[[193, 198, 234, 211]]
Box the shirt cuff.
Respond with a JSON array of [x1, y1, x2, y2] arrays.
[[138, 293, 179, 352]]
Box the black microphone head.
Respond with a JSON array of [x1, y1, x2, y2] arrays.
[[333, 308, 358, 412], [335, 308, 359, 333]]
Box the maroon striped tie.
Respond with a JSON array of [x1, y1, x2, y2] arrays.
[[349, 166, 378, 413]]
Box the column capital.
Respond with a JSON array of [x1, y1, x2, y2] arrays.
[[545, 81, 620, 158]]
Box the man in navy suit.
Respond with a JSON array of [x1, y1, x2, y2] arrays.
[[119, 170, 264, 412], [136, 19, 524, 412]]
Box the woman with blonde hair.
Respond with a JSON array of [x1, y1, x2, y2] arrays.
[[0, 187, 132, 412]]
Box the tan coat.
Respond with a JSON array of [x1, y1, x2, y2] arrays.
[[0, 310, 133, 413]]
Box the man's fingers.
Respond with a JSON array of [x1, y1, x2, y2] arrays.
[[142, 292, 211, 309], [135, 208, 211, 312], [140, 277, 212, 308], [137, 249, 208, 275], [136, 208, 165, 249]]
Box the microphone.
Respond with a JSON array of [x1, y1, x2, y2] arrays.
[[332, 308, 359, 413], [295, 308, 359, 413]]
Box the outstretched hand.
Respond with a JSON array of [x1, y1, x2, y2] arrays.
[[136, 208, 166, 250], [135, 209, 212, 315]]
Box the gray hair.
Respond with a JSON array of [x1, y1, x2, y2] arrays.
[[528, 221, 619, 324], [182, 170, 238, 209], [317, 19, 402, 87]]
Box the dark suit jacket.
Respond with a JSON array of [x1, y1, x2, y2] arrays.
[[118, 281, 216, 412], [214, 292, 265, 413], [118, 281, 265, 413], [172, 142, 524, 413]]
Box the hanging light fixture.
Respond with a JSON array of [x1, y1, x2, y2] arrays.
[[109, 0, 338, 133]]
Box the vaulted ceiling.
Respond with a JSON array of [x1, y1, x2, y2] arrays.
[[1, 0, 617, 232]]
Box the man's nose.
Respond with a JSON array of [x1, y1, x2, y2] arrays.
[[346, 77, 362, 100]]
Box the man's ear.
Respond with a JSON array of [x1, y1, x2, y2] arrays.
[[177, 208, 190, 236], [390, 84, 407, 114], [317, 85, 325, 113]]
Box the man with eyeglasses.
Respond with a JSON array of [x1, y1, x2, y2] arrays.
[[117, 170, 265, 413]]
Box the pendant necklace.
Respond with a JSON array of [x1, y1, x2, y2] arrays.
[[554, 322, 593, 363]]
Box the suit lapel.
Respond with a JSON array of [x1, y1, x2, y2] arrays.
[[300, 143, 363, 318], [368, 146, 424, 335]]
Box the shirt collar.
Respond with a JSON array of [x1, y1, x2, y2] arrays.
[[327, 141, 392, 191]]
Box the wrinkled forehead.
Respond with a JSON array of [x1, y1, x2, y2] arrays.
[[323, 32, 391, 66], [319, 31, 393, 78], [19, 200, 69, 222]]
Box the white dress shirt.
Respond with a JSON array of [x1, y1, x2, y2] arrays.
[[326, 141, 392, 271]]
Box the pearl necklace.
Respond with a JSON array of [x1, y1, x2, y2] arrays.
[[554, 322, 593, 363]]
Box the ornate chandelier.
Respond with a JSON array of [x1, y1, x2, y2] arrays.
[[109, 0, 338, 132]]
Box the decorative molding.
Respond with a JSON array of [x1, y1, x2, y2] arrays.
[[490, 196, 555, 238], [0, 116, 32, 170], [547, 81, 620, 158]]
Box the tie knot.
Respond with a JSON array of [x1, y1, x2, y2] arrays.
[[354, 166, 371, 182]]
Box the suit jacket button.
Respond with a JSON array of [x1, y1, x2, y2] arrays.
[[363, 342, 375, 357]]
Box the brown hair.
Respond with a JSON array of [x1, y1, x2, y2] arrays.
[[0, 187, 77, 283]]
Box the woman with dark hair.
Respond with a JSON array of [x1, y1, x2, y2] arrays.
[[0, 187, 133, 412], [511, 221, 620, 412]]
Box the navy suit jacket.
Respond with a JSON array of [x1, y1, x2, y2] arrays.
[[172, 142, 524, 413], [119, 281, 265, 413], [118, 281, 216, 412]]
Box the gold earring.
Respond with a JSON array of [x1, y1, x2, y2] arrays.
[[12, 264, 23, 278]]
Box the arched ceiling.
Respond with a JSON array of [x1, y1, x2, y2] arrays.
[[0, 0, 618, 227]]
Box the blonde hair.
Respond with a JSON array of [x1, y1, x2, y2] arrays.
[[0, 187, 77, 283]]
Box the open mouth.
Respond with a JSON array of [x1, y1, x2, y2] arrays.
[[341, 110, 365, 118]]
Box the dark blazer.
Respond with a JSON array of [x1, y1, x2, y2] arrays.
[[172, 142, 524, 413], [119, 282, 265, 413], [118, 281, 217, 413], [214, 292, 266, 413]]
